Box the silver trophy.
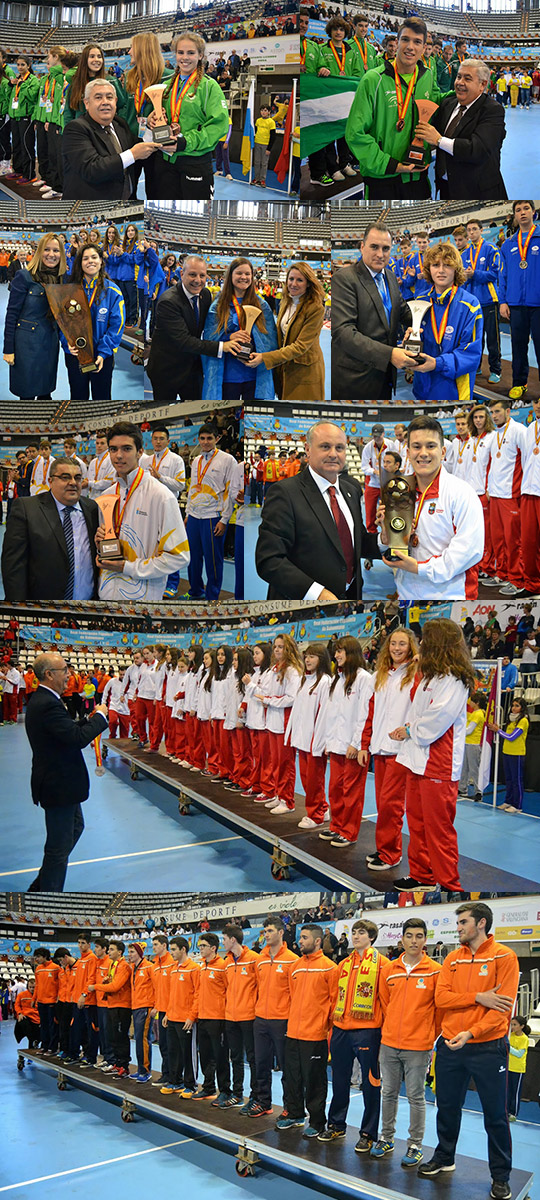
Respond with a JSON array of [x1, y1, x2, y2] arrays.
[[404, 298, 432, 362]]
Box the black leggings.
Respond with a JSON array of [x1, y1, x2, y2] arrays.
[[144, 150, 214, 200], [11, 118, 35, 179]]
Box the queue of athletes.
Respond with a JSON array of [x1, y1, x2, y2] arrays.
[[96, 619, 482, 892], [0, 32, 230, 200], [13, 902, 524, 1200]]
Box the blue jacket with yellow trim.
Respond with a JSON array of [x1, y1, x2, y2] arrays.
[[60, 277, 125, 359], [460, 241, 500, 306], [412, 284, 483, 404], [401, 249, 431, 300], [499, 226, 540, 306], [115, 247, 138, 283], [134, 245, 166, 300]]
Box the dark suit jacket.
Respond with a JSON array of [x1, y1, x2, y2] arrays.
[[332, 261, 412, 401], [146, 283, 218, 401], [433, 93, 507, 200], [1, 490, 100, 601], [25, 687, 108, 810], [255, 468, 380, 601], [62, 112, 137, 200]]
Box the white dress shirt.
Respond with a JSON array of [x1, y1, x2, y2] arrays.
[[304, 465, 355, 603]]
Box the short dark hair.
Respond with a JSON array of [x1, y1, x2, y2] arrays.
[[223, 923, 244, 943], [94, 936, 110, 951], [152, 933, 169, 947], [95, 428, 108, 439], [107, 421, 143, 452], [398, 17, 427, 42], [170, 936, 189, 953], [402, 917, 427, 936], [383, 449, 402, 467], [152, 425, 169, 439], [362, 221, 391, 243], [301, 923, 324, 944], [466, 218, 482, 229], [352, 919, 378, 943], [199, 422, 218, 438], [456, 901, 493, 935], [109, 939, 125, 954], [263, 916, 285, 933], [34, 947, 51, 960], [199, 931, 219, 950], [512, 199, 536, 217], [53, 947, 71, 961], [407, 415, 444, 447]]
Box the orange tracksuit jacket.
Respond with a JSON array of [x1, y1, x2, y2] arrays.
[[254, 944, 297, 1020], [435, 934, 519, 1043], [94, 956, 111, 1009], [197, 954, 228, 1020], [333, 949, 391, 1031], [287, 950, 339, 1042], [71, 951, 97, 1006], [379, 952, 442, 1051], [131, 958, 155, 1009], [15, 990, 40, 1022], [225, 947, 259, 1021], [34, 961, 60, 1004], [95, 958, 133, 1008], [57, 964, 73, 1003], [166, 957, 200, 1023], [152, 951, 174, 1013]]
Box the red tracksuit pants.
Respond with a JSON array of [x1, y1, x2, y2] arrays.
[[328, 752, 368, 842], [479, 492, 495, 575], [373, 754, 406, 863], [3, 691, 17, 721], [231, 726, 252, 789], [150, 700, 166, 751], [405, 768, 461, 890], [135, 697, 155, 742], [266, 727, 296, 808], [247, 727, 264, 792], [187, 714, 206, 769], [364, 484, 380, 534], [521, 494, 540, 592], [109, 710, 130, 739], [490, 496, 523, 586], [298, 749, 328, 822]]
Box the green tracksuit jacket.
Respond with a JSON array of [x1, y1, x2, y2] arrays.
[[346, 35, 380, 77], [345, 58, 444, 181], [161, 73, 229, 162], [301, 37, 321, 73]]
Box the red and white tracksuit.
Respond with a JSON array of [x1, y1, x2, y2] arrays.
[[163, 665, 180, 755], [396, 672, 468, 890], [210, 672, 233, 778], [244, 667, 270, 794], [196, 669, 213, 769], [460, 430, 495, 574], [520, 416, 540, 592], [224, 674, 252, 790], [486, 418, 527, 586], [149, 660, 167, 750], [361, 438, 398, 532], [1, 667, 21, 722], [185, 664, 205, 769], [285, 672, 331, 822], [135, 659, 157, 743], [120, 660, 141, 737], [313, 668, 373, 842], [362, 663, 416, 864], [258, 665, 302, 809], [102, 676, 130, 738], [171, 669, 188, 761]]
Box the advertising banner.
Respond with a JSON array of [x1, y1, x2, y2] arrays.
[[335, 895, 540, 946]]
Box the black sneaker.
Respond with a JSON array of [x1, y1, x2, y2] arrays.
[[310, 174, 333, 186], [417, 1158, 456, 1177], [490, 1183, 511, 1200], [331, 834, 354, 847], [318, 1126, 346, 1142], [355, 1134, 373, 1153], [318, 828, 335, 840], [393, 877, 438, 892], [367, 852, 402, 871]]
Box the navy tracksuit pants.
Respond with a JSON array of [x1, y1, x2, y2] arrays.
[[186, 514, 225, 601], [327, 1024, 382, 1139], [508, 305, 540, 386], [434, 1035, 512, 1183]]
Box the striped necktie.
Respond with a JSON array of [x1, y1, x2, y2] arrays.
[[62, 505, 76, 600]]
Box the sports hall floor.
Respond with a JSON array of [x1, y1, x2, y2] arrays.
[[2, 1019, 539, 1198], [1, 718, 539, 892]]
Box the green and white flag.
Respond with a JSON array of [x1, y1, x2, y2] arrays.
[[300, 73, 359, 157]]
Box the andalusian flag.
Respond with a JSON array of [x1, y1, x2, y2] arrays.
[[241, 79, 255, 176], [300, 73, 358, 157]]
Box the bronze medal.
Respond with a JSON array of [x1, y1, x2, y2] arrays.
[[496, 451, 501, 458], [534, 447, 539, 455], [472, 455, 477, 462], [409, 533, 419, 547], [396, 117, 405, 131]]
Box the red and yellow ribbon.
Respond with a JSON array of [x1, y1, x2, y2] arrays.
[[394, 62, 418, 126], [169, 68, 197, 123], [468, 241, 483, 272], [411, 468, 442, 538], [113, 466, 144, 536], [517, 225, 536, 267], [329, 41, 346, 73], [195, 448, 218, 494], [352, 36, 367, 70], [430, 285, 458, 346]]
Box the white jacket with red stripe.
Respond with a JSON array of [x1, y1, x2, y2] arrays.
[[313, 668, 373, 757], [284, 672, 331, 755], [395, 673, 468, 780], [359, 663, 415, 756], [487, 417, 527, 499]]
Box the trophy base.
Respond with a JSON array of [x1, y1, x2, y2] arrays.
[[80, 362, 98, 374], [403, 147, 425, 168], [152, 124, 174, 144], [236, 341, 256, 363], [98, 537, 124, 563], [383, 548, 410, 562]]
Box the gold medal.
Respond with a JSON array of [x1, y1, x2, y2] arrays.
[[519, 260, 528, 270]]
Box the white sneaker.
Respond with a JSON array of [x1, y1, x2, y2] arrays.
[[40, 188, 54, 198], [179, 760, 192, 768], [270, 801, 295, 815], [32, 178, 44, 186], [298, 816, 318, 829], [499, 583, 525, 596], [264, 797, 280, 807], [343, 164, 357, 176], [215, 169, 223, 175], [225, 173, 233, 180], [332, 170, 345, 181]]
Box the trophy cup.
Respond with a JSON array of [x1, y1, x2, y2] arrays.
[[404, 297, 432, 371], [236, 304, 263, 362], [404, 99, 439, 167], [96, 494, 124, 564], [381, 471, 416, 561], [143, 83, 173, 144], [45, 284, 97, 373]]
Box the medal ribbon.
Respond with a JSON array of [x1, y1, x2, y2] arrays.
[[300, 36, 306, 65], [113, 467, 144, 536], [472, 431, 486, 458], [534, 419, 540, 450], [517, 225, 536, 267], [496, 418, 510, 454], [96, 451, 108, 475], [468, 240, 482, 272], [393, 62, 418, 125], [329, 41, 346, 72], [353, 36, 367, 70], [411, 468, 442, 538], [457, 436, 468, 463], [153, 449, 168, 472], [15, 73, 28, 99], [195, 448, 218, 494], [169, 68, 197, 123], [430, 285, 458, 346], [134, 79, 145, 115], [232, 295, 244, 327], [84, 278, 99, 308]]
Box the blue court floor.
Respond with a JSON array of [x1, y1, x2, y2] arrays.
[[0, 283, 142, 407], [2, 1022, 539, 1199], [2, 716, 540, 892]]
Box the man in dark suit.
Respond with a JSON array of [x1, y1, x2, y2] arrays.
[[255, 421, 380, 601], [332, 223, 415, 401], [25, 653, 108, 891], [62, 78, 159, 200], [146, 256, 250, 402], [1, 457, 100, 601], [415, 60, 507, 200]]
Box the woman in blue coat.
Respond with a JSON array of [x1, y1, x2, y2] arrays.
[[134, 238, 166, 342], [202, 257, 277, 401], [60, 243, 126, 401], [116, 223, 139, 326], [2, 232, 68, 401]]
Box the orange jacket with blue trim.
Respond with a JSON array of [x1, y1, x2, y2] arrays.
[[131, 957, 155, 1009], [287, 949, 339, 1041], [197, 953, 228, 1020], [379, 952, 442, 1051], [225, 946, 259, 1021], [435, 934, 519, 1044], [166, 956, 200, 1023]]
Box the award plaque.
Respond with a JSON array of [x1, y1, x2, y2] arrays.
[[381, 473, 415, 561], [96, 493, 124, 563], [143, 83, 173, 144], [237, 304, 263, 362], [404, 99, 439, 167], [45, 284, 97, 373]]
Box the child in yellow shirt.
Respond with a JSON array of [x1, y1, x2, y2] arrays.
[[458, 691, 487, 802], [508, 1015, 530, 1119], [253, 105, 276, 187], [489, 698, 529, 813]]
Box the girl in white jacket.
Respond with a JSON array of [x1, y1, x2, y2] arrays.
[[241, 641, 272, 799], [163, 647, 179, 757], [185, 645, 206, 772], [255, 634, 303, 815], [209, 644, 234, 781], [148, 644, 168, 752], [196, 649, 217, 776], [223, 647, 254, 793], [315, 636, 373, 848], [170, 654, 189, 765], [285, 643, 332, 829]]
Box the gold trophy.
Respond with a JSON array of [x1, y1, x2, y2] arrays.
[[143, 83, 173, 144], [96, 494, 124, 563], [404, 98, 439, 167], [45, 283, 97, 373], [238, 304, 263, 362], [381, 472, 415, 561]]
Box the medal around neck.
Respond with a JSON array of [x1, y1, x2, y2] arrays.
[[381, 472, 415, 561], [45, 283, 97, 373], [96, 494, 124, 563], [403, 98, 438, 167], [143, 83, 173, 144], [236, 303, 263, 362]]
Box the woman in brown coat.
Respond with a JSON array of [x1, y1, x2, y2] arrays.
[[246, 262, 325, 401]]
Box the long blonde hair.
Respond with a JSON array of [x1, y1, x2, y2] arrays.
[[28, 233, 67, 278], [276, 262, 325, 325], [125, 32, 165, 93], [374, 629, 418, 692], [271, 634, 303, 682]]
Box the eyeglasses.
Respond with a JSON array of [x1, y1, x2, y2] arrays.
[[52, 474, 83, 483]]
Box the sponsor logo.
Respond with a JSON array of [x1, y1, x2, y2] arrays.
[[98, 306, 108, 315], [416, 978, 426, 989], [479, 963, 488, 975]]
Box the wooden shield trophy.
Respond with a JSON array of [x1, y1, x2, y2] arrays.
[[143, 83, 173, 144], [237, 304, 263, 362], [381, 473, 415, 561], [405, 99, 439, 167], [45, 284, 96, 373], [96, 494, 124, 563]]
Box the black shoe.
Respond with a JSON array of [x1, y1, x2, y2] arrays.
[[393, 877, 438, 892], [318, 828, 335, 840], [330, 834, 354, 847], [417, 1157, 456, 1177], [355, 1134, 373, 1153], [474, 792, 482, 802], [367, 852, 402, 871], [490, 1183, 511, 1200], [318, 1126, 346, 1142]]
